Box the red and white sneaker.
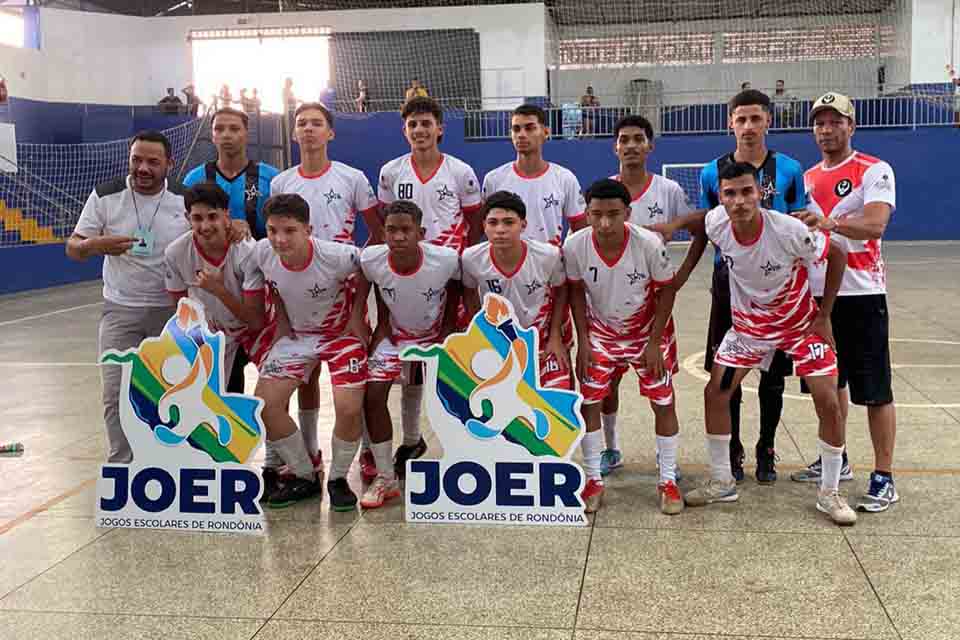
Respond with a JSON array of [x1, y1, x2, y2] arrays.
[[657, 480, 684, 515], [359, 475, 400, 509], [279, 450, 324, 480], [358, 449, 378, 482], [582, 478, 605, 513]]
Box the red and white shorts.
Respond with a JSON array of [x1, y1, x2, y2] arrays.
[[714, 328, 837, 378], [539, 351, 573, 390], [580, 328, 678, 406], [368, 338, 430, 384], [258, 334, 368, 388]]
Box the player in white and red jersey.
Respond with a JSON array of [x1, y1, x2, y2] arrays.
[[378, 96, 482, 251], [164, 183, 269, 375], [794, 92, 900, 514], [270, 102, 381, 483], [461, 191, 572, 391], [354, 201, 460, 509], [565, 179, 684, 516], [253, 193, 369, 512], [685, 161, 857, 526], [271, 102, 381, 246], [599, 114, 708, 477], [481, 104, 586, 245]]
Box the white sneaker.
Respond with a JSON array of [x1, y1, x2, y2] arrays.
[[359, 475, 400, 509], [684, 479, 738, 507], [817, 489, 857, 526]]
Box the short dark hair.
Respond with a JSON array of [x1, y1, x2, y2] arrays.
[[212, 107, 249, 129], [614, 115, 654, 141], [482, 190, 526, 220], [184, 182, 229, 212], [383, 200, 423, 226], [131, 130, 172, 158], [294, 102, 334, 128], [512, 103, 547, 126], [401, 96, 443, 124], [263, 193, 310, 225], [585, 179, 630, 208], [718, 161, 759, 186], [729, 89, 771, 113]]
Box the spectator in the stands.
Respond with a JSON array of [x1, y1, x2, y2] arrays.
[[356, 79, 368, 112], [283, 77, 298, 114], [0, 76, 8, 105], [158, 88, 183, 114], [580, 85, 599, 136], [741, 81, 751, 91], [772, 79, 797, 127], [251, 88, 262, 112], [240, 88, 257, 113], [219, 84, 233, 108], [182, 85, 200, 116], [404, 79, 428, 103]]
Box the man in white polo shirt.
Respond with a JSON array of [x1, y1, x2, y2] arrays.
[[67, 131, 189, 463]]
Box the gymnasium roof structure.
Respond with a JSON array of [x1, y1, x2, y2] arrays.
[[38, 0, 899, 21]]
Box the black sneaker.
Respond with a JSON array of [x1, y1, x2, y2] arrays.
[[267, 474, 320, 509], [756, 445, 778, 484], [260, 467, 282, 503], [327, 478, 358, 512], [393, 437, 428, 477], [730, 441, 745, 484]]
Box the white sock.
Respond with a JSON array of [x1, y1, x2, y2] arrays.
[[271, 432, 314, 480], [706, 433, 733, 483], [819, 439, 845, 493], [580, 429, 604, 480], [601, 412, 619, 450], [656, 434, 678, 484], [298, 409, 319, 455], [401, 384, 424, 446], [330, 435, 360, 481], [371, 440, 394, 482], [263, 441, 283, 468], [360, 413, 372, 453]]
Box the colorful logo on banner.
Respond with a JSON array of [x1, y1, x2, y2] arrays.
[[402, 294, 587, 526], [95, 298, 265, 535]]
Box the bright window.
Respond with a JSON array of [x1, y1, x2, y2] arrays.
[[0, 10, 24, 48], [190, 28, 330, 113]]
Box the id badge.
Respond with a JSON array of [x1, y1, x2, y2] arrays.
[[130, 228, 155, 256]]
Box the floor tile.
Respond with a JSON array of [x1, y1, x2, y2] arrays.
[[577, 528, 897, 639], [1, 611, 261, 640], [256, 620, 569, 639]]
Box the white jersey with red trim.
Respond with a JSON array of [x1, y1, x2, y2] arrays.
[[611, 173, 693, 227], [705, 206, 828, 342], [804, 151, 896, 296], [378, 153, 482, 251], [461, 240, 566, 342], [564, 223, 675, 339], [164, 235, 264, 335], [360, 242, 460, 342], [482, 162, 584, 244], [270, 161, 378, 245], [254, 237, 360, 337]]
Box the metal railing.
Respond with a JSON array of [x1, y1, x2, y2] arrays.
[[464, 93, 960, 140]]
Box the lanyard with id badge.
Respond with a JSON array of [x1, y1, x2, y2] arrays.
[[130, 189, 165, 257]]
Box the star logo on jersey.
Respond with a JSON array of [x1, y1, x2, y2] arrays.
[[759, 177, 778, 202], [422, 287, 443, 302], [760, 260, 783, 276], [543, 194, 560, 210], [647, 202, 664, 219], [308, 283, 325, 298], [245, 184, 261, 201], [381, 286, 397, 302], [324, 189, 342, 205], [626, 268, 647, 285], [436, 185, 455, 202], [524, 280, 543, 295], [835, 178, 853, 197]]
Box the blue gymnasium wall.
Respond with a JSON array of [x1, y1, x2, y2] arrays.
[[3, 106, 959, 295]]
